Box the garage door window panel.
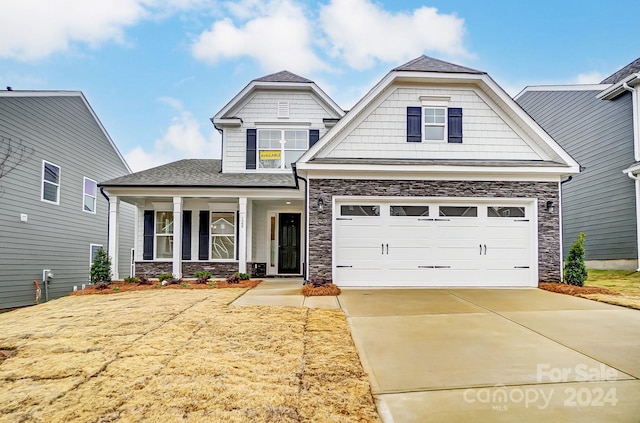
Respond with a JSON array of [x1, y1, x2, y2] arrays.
[[340, 205, 380, 217], [488, 206, 525, 218], [390, 205, 429, 217], [439, 206, 477, 217]]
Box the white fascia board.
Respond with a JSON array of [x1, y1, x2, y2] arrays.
[[514, 84, 611, 100], [213, 81, 344, 121], [0, 90, 82, 97], [212, 117, 242, 127], [597, 73, 640, 100], [479, 75, 580, 170], [103, 186, 304, 199], [304, 168, 564, 182], [298, 162, 578, 177]]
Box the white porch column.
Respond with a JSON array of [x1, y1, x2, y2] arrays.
[[238, 197, 247, 273], [108, 195, 120, 280], [172, 197, 183, 278]]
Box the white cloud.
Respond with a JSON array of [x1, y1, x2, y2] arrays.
[[125, 100, 220, 172], [0, 0, 213, 61], [319, 0, 468, 70], [191, 0, 329, 74], [574, 71, 605, 84]]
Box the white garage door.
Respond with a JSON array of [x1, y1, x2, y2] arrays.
[[334, 200, 536, 287]]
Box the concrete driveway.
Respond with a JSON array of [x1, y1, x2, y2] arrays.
[[338, 288, 640, 422]]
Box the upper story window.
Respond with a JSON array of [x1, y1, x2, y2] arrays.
[[423, 107, 446, 141], [83, 177, 97, 213], [258, 129, 308, 170], [41, 160, 60, 204]]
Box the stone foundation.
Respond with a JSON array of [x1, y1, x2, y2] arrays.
[[135, 261, 241, 278], [308, 179, 561, 283]]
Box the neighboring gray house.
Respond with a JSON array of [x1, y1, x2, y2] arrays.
[[101, 56, 579, 288], [516, 58, 640, 270], [0, 91, 135, 309]]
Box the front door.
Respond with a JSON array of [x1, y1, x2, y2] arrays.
[[278, 213, 300, 274]]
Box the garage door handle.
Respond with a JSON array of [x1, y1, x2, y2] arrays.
[[514, 266, 530, 269], [418, 218, 434, 221], [434, 218, 450, 221], [336, 217, 352, 221], [434, 265, 451, 269], [337, 265, 353, 268], [386, 243, 389, 255], [484, 244, 487, 255], [418, 265, 434, 269], [514, 219, 529, 222], [381, 243, 384, 255], [479, 244, 482, 255]]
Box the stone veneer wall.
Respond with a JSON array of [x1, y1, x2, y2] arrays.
[[308, 179, 560, 283], [135, 262, 240, 278]]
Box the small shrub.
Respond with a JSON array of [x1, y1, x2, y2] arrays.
[[234, 272, 250, 281], [138, 275, 153, 285], [226, 274, 241, 284], [207, 281, 217, 287], [90, 248, 111, 285], [157, 273, 174, 282], [564, 232, 588, 286], [194, 270, 212, 284], [123, 276, 139, 283], [180, 282, 189, 288], [112, 286, 120, 292]]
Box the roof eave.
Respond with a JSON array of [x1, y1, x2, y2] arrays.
[[597, 73, 640, 100]]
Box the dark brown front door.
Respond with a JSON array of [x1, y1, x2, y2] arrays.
[[278, 213, 300, 274]]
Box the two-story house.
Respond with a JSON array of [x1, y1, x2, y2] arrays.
[[0, 91, 135, 309], [101, 56, 579, 287], [516, 58, 640, 270]]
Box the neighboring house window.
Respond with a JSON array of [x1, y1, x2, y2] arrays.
[[41, 160, 60, 204], [155, 211, 174, 259], [83, 177, 97, 213], [90, 244, 103, 267], [257, 129, 308, 169], [423, 107, 446, 141], [210, 212, 235, 260]]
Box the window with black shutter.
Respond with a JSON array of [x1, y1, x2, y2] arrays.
[[182, 210, 192, 260], [198, 211, 209, 260], [143, 210, 154, 260], [406, 107, 422, 142], [447, 108, 463, 143], [246, 129, 257, 169]]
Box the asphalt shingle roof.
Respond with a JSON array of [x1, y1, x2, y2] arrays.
[[99, 159, 297, 188], [253, 71, 313, 83], [393, 55, 484, 74], [601, 57, 640, 84]]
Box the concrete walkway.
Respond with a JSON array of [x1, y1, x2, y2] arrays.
[[231, 278, 339, 309], [232, 283, 640, 421]]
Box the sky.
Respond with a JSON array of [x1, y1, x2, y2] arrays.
[[1, 0, 638, 172]]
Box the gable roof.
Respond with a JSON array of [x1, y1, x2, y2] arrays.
[[0, 90, 131, 173], [393, 55, 484, 74], [601, 57, 640, 84], [99, 159, 296, 188], [296, 55, 580, 175], [213, 71, 344, 124], [253, 70, 313, 83]]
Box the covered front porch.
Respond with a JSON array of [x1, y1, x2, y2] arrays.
[[105, 192, 305, 280]]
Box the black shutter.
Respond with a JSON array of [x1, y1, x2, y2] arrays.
[[236, 210, 240, 261], [198, 211, 209, 260], [309, 129, 320, 148], [143, 210, 154, 260], [448, 108, 463, 143], [246, 128, 257, 169], [407, 107, 422, 142], [182, 210, 192, 260]]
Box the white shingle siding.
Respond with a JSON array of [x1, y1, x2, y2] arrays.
[[222, 91, 334, 173], [323, 87, 542, 161]]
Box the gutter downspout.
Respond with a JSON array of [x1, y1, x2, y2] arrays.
[[100, 187, 110, 252], [291, 163, 308, 282], [622, 82, 640, 271]]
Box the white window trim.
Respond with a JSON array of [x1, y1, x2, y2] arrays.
[[41, 160, 61, 205], [210, 211, 237, 261], [83, 177, 97, 214], [154, 211, 174, 261], [256, 128, 309, 171], [423, 106, 447, 142], [90, 244, 103, 267]]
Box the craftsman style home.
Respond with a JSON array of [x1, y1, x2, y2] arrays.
[[100, 56, 579, 287]]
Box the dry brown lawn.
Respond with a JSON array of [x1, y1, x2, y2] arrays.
[[0, 289, 380, 422]]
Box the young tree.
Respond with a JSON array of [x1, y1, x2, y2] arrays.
[[0, 137, 34, 196], [90, 247, 112, 287], [564, 232, 587, 286]]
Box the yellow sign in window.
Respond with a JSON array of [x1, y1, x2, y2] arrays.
[[260, 150, 281, 161]]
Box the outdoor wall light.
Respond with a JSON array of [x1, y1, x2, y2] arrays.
[[317, 196, 325, 213], [546, 200, 555, 213]]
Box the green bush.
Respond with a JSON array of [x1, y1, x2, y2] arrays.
[[123, 276, 139, 283], [564, 232, 587, 286], [234, 272, 250, 281], [90, 248, 111, 285], [194, 270, 212, 279], [157, 273, 174, 282]]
